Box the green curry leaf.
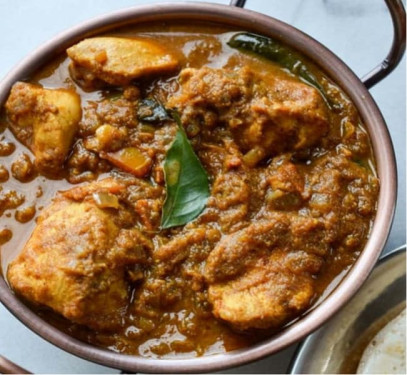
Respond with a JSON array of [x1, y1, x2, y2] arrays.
[[161, 112, 210, 229]]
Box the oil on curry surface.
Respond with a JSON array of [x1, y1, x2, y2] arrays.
[[0, 22, 378, 357]]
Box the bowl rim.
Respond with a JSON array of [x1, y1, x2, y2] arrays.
[[289, 245, 406, 374], [0, 2, 397, 373]]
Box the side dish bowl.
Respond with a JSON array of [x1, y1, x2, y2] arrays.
[[0, 1, 404, 373], [289, 245, 406, 374]]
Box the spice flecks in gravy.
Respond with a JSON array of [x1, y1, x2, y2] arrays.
[[0, 21, 378, 358]]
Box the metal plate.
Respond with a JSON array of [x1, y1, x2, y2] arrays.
[[290, 245, 406, 374]]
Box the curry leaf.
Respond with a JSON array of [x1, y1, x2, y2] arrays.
[[137, 98, 170, 123], [161, 112, 210, 229]]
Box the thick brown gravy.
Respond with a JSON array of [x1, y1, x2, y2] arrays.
[[0, 21, 378, 358]]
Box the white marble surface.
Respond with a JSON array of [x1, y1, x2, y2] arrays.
[[0, 0, 405, 373]]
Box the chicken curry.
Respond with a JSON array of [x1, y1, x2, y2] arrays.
[[0, 21, 379, 357]]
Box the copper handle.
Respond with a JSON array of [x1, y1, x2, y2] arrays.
[[230, 0, 406, 89], [0, 355, 30, 374], [362, 0, 406, 89]]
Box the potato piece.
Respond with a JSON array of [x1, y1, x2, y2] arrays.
[[5, 82, 81, 174], [83, 124, 128, 153], [67, 37, 179, 86], [101, 147, 152, 177]]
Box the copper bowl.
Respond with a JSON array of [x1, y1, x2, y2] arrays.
[[290, 245, 406, 374], [0, 1, 404, 373]]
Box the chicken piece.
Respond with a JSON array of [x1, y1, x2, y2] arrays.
[[205, 214, 328, 330], [209, 171, 250, 233], [79, 86, 140, 137], [5, 82, 81, 174], [306, 150, 379, 249], [167, 66, 329, 165], [265, 157, 306, 211], [154, 227, 220, 266], [67, 37, 179, 87], [7, 178, 153, 331]]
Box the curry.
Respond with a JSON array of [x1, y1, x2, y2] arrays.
[[0, 21, 379, 358]]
